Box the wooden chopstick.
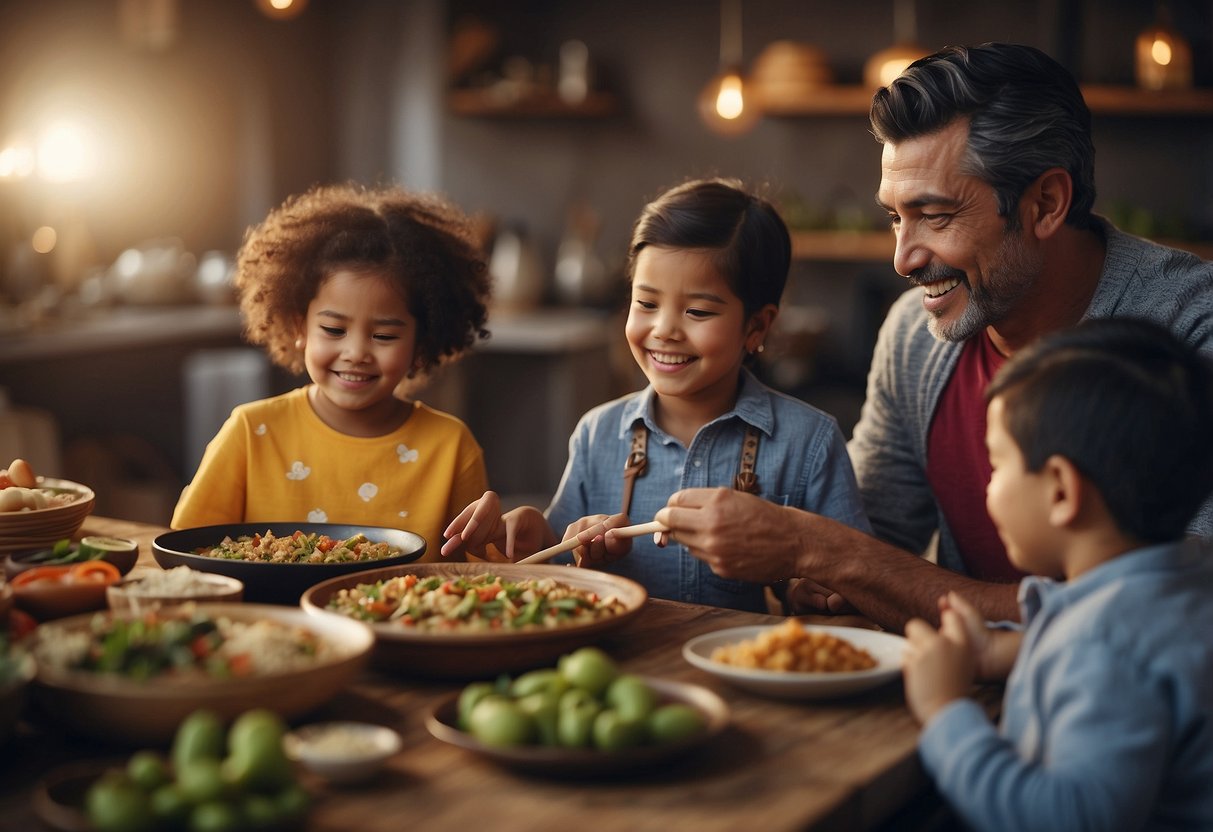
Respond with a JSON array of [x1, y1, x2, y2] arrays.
[[514, 520, 669, 565]]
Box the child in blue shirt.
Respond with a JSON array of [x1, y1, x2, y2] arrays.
[[442, 178, 869, 611], [903, 318, 1213, 831]]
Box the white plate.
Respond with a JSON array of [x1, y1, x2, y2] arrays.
[[682, 623, 907, 700]]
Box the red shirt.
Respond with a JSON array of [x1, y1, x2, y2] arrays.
[[926, 332, 1027, 583]]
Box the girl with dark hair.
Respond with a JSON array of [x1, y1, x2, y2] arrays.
[[172, 182, 492, 561], [443, 178, 869, 612]]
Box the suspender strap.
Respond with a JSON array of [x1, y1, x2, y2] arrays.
[[733, 424, 761, 494], [621, 422, 760, 515], [620, 423, 648, 517]]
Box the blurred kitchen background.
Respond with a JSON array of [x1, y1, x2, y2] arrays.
[[1, 0, 1211, 524]]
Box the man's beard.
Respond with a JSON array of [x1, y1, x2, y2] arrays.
[[921, 230, 1042, 342]]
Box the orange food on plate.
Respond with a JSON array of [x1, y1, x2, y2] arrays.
[[710, 618, 878, 673], [10, 560, 121, 588]]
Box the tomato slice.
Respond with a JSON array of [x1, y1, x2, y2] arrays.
[[10, 565, 71, 587], [66, 560, 122, 584]]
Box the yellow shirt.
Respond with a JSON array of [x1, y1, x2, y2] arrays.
[[171, 387, 486, 562]]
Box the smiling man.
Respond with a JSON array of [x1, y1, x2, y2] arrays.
[[656, 42, 1213, 631]]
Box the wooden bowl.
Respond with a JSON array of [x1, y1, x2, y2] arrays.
[[12, 580, 111, 622], [0, 479, 95, 557], [301, 562, 647, 679], [5, 538, 139, 582], [425, 677, 728, 777], [106, 570, 244, 613], [29, 603, 373, 745]]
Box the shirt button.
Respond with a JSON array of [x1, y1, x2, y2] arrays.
[[693, 459, 702, 468]]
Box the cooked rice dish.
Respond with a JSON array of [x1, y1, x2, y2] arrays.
[[195, 529, 400, 564], [33, 607, 334, 681], [326, 572, 628, 632]]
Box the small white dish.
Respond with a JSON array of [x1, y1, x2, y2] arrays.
[[682, 623, 908, 700], [285, 721, 401, 783]]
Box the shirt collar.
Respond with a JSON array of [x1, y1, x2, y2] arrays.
[[1017, 538, 1200, 624], [617, 367, 775, 440]]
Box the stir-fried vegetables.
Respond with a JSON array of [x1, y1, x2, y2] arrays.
[[34, 609, 328, 681], [325, 572, 628, 633], [195, 530, 400, 564]]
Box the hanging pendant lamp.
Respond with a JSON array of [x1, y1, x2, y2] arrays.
[[698, 0, 759, 136]]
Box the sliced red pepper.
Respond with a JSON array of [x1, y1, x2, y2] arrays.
[[477, 586, 499, 602], [66, 560, 121, 584], [10, 565, 71, 587], [190, 635, 213, 659]]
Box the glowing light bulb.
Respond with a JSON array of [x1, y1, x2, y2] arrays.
[[31, 226, 57, 254], [37, 122, 95, 183], [715, 74, 745, 120], [1151, 37, 1173, 66]]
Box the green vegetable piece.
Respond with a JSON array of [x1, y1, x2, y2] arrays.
[[516, 692, 560, 746], [85, 773, 155, 832], [592, 708, 647, 751], [647, 703, 707, 744], [556, 699, 601, 748], [510, 668, 563, 699], [605, 674, 658, 721], [223, 709, 291, 793], [467, 696, 534, 747], [188, 799, 243, 832], [149, 784, 191, 827], [172, 710, 226, 771], [456, 681, 495, 730], [558, 647, 618, 696], [176, 758, 227, 804], [126, 749, 170, 791]]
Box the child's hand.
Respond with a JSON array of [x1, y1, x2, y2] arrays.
[[902, 606, 977, 725], [441, 491, 554, 561], [566, 513, 632, 568], [939, 591, 1021, 682]]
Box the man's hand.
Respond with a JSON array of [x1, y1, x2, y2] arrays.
[[441, 491, 554, 561]]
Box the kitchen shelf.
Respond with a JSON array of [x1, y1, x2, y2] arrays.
[[448, 89, 620, 118], [759, 84, 1213, 118], [789, 230, 1213, 263]]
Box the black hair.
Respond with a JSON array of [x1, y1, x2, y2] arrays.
[[986, 318, 1213, 543], [627, 178, 791, 316], [870, 42, 1097, 231]]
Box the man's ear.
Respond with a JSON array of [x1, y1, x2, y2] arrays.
[[1023, 167, 1072, 240], [1044, 453, 1083, 528]]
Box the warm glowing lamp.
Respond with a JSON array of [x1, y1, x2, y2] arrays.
[[863, 0, 930, 89], [698, 0, 759, 136], [255, 0, 307, 21], [1135, 12, 1192, 91]]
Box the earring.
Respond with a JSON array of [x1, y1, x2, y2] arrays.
[[294, 337, 304, 350], [756, 344, 765, 354]]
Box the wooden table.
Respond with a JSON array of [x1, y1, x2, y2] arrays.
[[1, 517, 1001, 831]]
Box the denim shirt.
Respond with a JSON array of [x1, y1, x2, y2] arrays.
[[545, 369, 871, 612], [919, 539, 1213, 832]]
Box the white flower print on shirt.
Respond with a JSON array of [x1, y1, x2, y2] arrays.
[[398, 510, 408, 519], [358, 482, 379, 502], [286, 461, 310, 480], [308, 509, 328, 523], [397, 444, 419, 464], [255, 424, 267, 436]]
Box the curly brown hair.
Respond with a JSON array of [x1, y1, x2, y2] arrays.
[[235, 182, 491, 379]]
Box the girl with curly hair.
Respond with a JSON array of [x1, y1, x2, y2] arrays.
[[172, 183, 492, 561]]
